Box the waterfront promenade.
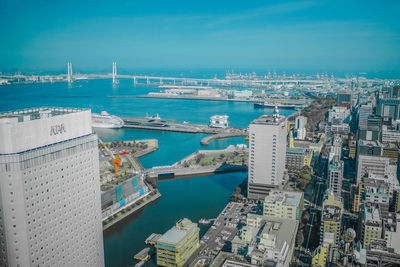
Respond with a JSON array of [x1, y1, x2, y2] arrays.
[[146, 145, 248, 180]]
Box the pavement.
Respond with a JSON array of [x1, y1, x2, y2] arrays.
[[190, 201, 260, 265]]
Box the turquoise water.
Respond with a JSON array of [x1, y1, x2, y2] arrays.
[[1, 78, 294, 267], [104, 172, 246, 267]]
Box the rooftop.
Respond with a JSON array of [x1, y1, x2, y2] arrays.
[[358, 140, 381, 147], [0, 107, 88, 124], [236, 214, 298, 255], [323, 205, 342, 222], [264, 190, 303, 207], [251, 114, 286, 126], [157, 218, 198, 246], [364, 204, 382, 224], [286, 147, 304, 154]]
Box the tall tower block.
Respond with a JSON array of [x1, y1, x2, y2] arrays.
[[247, 107, 287, 199], [0, 107, 105, 266]]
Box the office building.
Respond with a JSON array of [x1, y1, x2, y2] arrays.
[[353, 177, 391, 217], [356, 155, 391, 182], [376, 97, 400, 121], [337, 91, 353, 107], [328, 134, 343, 161], [156, 218, 199, 267], [349, 139, 357, 159], [285, 147, 304, 175], [0, 107, 104, 267], [248, 108, 287, 199], [295, 116, 307, 139], [312, 245, 328, 267], [358, 115, 382, 142], [382, 143, 399, 162], [358, 103, 373, 129], [263, 190, 303, 220], [328, 155, 344, 197], [382, 125, 400, 143], [328, 106, 350, 125], [358, 203, 383, 249], [393, 189, 400, 213], [320, 193, 343, 246], [357, 140, 382, 157]]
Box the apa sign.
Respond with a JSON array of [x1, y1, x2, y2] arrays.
[[50, 124, 66, 136]]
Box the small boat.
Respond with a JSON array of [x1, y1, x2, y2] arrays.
[[199, 218, 211, 225]]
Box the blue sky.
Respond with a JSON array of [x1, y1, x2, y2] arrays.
[[1, 0, 400, 73]]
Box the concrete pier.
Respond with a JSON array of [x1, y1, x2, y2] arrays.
[[122, 117, 245, 135], [200, 131, 247, 146]]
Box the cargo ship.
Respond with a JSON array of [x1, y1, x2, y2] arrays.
[[254, 102, 296, 110], [91, 111, 124, 128]]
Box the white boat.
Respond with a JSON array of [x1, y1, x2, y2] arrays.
[[91, 111, 124, 128]]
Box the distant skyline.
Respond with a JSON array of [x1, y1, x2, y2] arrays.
[[1, 0, 400, 73]]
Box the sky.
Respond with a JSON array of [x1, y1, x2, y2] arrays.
[[1, 0, 400, 73]]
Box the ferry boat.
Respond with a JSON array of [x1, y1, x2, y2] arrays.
[[91, 111, 124, 128], [254, 102, 296, 110], [143, 114, 169, 127]]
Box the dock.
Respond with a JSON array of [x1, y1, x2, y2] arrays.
[[145, 233, 162, 246], [200, 131, 247, 146], [122, 117, 247, 136], [122, 116, 220, 134]]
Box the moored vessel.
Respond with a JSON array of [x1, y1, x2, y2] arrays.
[[91, 111, 124, 128]]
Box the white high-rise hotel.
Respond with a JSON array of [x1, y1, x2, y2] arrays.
[[0, 107, 104, 267], [248, 108, 287, 199]]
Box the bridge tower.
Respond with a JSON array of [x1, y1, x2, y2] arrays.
[[112, 62, 118, 85], [67, 62, 72, 83]]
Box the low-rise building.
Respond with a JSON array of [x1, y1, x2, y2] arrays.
[[263, 190, 304, 221], [286, 147, 313, 176], [156, 218, 200, 267], [382, 143, 399, 162], [286, 147, 305, 175], [231, 214, 298, 267]]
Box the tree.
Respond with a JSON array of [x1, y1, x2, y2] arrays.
[[195, 154, 205, 164], [235, 186, 241, 194]]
